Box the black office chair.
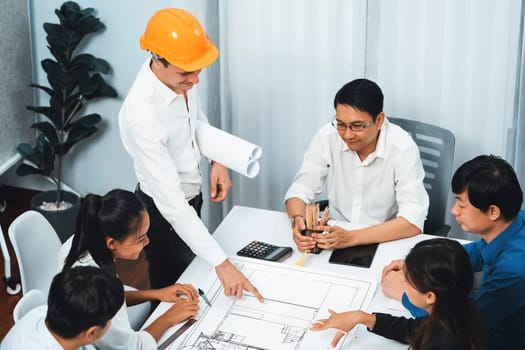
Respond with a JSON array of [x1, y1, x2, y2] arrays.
[[388, 117, 455, 236]]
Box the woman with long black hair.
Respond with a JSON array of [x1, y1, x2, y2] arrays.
[[311, 238, 486, 350], [60, 189, 199, 350]]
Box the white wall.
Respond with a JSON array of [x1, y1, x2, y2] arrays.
[[3, 0, 209, 195], [2, 0, 219, 226], [3, 1, 522, 233]]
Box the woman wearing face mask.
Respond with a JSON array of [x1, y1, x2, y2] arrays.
[[311, 238, 486, 350]]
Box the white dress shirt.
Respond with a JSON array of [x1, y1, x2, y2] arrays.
[[57, 239, 157, 350], [0, 305, 95, 350], [285, 118, 429, 231], [119, 59, 227, 267]]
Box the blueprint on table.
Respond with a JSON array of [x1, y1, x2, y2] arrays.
[[169, 258, 376, 350]]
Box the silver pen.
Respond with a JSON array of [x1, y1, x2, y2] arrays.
[[198, 288, 212, 307]]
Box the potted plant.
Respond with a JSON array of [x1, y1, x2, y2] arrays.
[[16, 1, 117, 242]]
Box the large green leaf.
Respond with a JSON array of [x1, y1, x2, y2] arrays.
[[31, 121, 59, 145], [43, 23, 70, 57], [29, 83, 55, 97], [16, 143, 35, 158], [48, 97, 64, 128], [65, 66, 90, 92], [57, 2, 92, 26], [56, 2, 104, 37], [17, 135, 56, 177], [61, 97, 84, 126], [62, 124, 98, 154], [16, 163, 41, 177], [71, 54, 110, 74], [41, 58, 60, 74], [64, 113, 101, 131], [26, 106, 52, 120], [82, 74, 118, 99], [42, 59, 67, 92]]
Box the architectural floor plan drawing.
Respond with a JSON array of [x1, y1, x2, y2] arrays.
[[173, 259, 376, 350]]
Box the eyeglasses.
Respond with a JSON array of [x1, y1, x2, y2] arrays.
[[331, 116, 373, 132]]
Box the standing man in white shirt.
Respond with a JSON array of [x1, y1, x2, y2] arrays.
[[1, 266, 123, 350], [119, 8, 262, 301], [285, 79, 429, 252]]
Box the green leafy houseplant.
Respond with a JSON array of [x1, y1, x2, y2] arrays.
[[16, 1, 117, 207]]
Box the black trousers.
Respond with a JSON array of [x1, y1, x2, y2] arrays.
[[135, 184, 203, 289]]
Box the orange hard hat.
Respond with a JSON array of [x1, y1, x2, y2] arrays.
[[140, 8, 218, 72]]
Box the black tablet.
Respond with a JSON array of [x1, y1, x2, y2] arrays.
[[328, 243, 379, 268]]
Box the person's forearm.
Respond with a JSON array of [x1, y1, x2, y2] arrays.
[[285, 198, 307, 219], [125, 289, 160, 306], [351, 217, 420, 245], [144, 314, 172, 341], [357, 310, 377, 330]]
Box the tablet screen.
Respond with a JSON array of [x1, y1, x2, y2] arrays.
[[328, 243, 379, 268]]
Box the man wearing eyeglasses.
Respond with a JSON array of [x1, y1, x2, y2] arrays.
[[285, 79, 429, 252]]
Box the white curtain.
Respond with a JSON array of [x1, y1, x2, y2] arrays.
[[217, 0, 368, 213], [368, 0, 521, 172], [210, 0, 524, 226], [173, 0, 224, 229], [511, 2, 525, 209], [368, 0, 523, 223]]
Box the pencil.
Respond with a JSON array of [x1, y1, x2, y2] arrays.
[[319, 207, 329, 226]]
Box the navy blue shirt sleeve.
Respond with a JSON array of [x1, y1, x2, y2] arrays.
[[463, 241, 484, 272]]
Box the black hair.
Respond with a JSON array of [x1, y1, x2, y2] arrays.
[[46, 266, 124, 339], [333, 79, 384, 120], [151, 52, 170, 67], [63, 189, 146, 272], [405, 238, 485, 350], [451, 155, 522, 221]]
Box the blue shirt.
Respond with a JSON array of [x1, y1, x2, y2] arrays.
[[402, 210, 525, 349]]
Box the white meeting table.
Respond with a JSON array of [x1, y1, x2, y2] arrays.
[[144, 205, 465, 349]]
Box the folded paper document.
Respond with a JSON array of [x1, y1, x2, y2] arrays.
[[195, 121, 262, 178]]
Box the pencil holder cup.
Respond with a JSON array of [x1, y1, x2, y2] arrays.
[[301, 229, 324, 254]]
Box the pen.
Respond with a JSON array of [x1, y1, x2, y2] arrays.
[[198, 288, 212, 307]]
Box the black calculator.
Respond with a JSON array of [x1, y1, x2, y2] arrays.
[[236, 241, 293, 262]]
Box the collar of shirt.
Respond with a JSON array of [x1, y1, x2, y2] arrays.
[[340, 119, 388, 166], [480, 210, 525, 267], [143, 59, 183, 105]]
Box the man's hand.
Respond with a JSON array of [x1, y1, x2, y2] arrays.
[[381, 270, 405, 300], [215, 259, 264, 302], [292, 216, 317, 252], [312, 225, 359, 249], [209, 161, 232, 202]]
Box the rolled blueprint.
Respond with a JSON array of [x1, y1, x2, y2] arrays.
[[195, 121, 262, 178]]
